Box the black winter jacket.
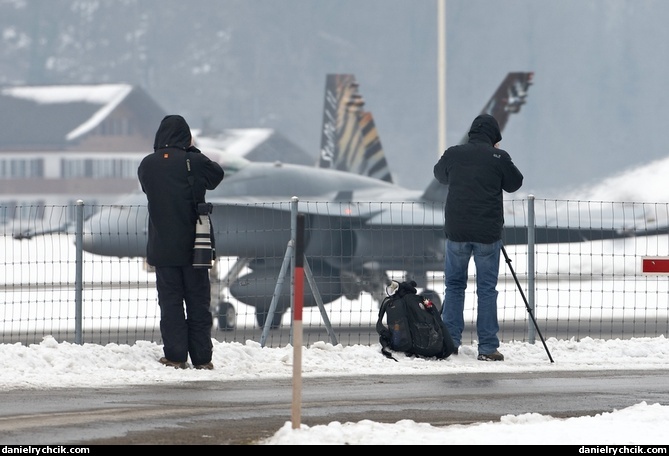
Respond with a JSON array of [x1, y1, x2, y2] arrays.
[[138, 115, 225, 267], [433, 114, 523, 244]]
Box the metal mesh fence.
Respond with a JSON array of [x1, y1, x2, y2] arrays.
[[1, 198, 668, 347]]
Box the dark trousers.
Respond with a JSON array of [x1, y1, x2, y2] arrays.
[[155, 266, 213, 365]]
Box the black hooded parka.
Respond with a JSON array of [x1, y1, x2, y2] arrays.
[[138, 115, 224, 267], [433, 114, 524, 244]]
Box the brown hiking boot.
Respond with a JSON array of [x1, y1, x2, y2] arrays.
[[477, 350, 504, 361], [194, 362, 214, 370], [159, 357, 188, 369]]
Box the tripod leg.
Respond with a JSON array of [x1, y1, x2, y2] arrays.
[[501, 245, 554, 363]]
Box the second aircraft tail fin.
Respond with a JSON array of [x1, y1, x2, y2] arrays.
[[421, 71, 534, 202]]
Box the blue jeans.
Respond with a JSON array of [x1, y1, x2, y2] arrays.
[[442, 239, 502, 355]]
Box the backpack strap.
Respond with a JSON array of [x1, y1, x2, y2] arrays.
[[376, 297, 398, 362], [186, 153, 199, 215]]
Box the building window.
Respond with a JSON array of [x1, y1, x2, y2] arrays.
[[61, 158, 141, 178], [0, 158, 44, 178]]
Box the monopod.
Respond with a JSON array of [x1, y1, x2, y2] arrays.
[[501, 245, 554, 363]]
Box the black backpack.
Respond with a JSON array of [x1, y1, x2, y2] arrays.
[[376, 281, 456, 361]]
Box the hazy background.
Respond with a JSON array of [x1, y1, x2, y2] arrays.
[[1, 0, 667, 198]]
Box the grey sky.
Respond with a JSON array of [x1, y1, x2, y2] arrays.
[[445, 1, 669, 197], [2, 0, 667, 199]]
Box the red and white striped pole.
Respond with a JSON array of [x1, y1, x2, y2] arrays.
[[291, 213, 305, 429]]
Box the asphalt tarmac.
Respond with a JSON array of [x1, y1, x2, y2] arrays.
[[1, 369, 668, 445]]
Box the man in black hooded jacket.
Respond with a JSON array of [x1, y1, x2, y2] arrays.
[[138, 115, 224, 369], [433, 114, 523, 361]]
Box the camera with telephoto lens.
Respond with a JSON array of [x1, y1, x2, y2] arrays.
[[193, 202, 214, 268]]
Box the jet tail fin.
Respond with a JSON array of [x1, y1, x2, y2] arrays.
[[421, 71, 534, 202], [318, 74, 393, 183]]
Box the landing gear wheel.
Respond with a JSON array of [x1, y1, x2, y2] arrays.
[[215, 301, 236, 331], [421, 289, 442, 313]]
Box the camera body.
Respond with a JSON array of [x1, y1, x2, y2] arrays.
[[197, 202, 213, 216], [193, 203, 214, 268]]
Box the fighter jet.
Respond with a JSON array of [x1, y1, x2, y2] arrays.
[[20, 72, 664, 330], [63, 73, 540, 330]]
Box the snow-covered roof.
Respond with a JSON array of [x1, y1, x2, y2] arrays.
[[196, 128, 274, 157], [195, 128, 314, 165], [2, 84, 132, 105], [0, 84, 164, 150], [2, 84, 133, 141]]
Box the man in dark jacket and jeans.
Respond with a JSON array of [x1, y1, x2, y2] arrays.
[[433, 114, 523, 361], [138, 115, 225, 369]]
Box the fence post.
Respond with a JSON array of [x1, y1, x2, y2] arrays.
[[74, 200, 84, 345], [527, 195, 536, 344]]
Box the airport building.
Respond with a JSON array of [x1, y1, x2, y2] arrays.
[[0, 84, 312, 230]]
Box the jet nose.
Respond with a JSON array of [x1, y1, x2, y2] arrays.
[[82, 205, 148, 258]]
